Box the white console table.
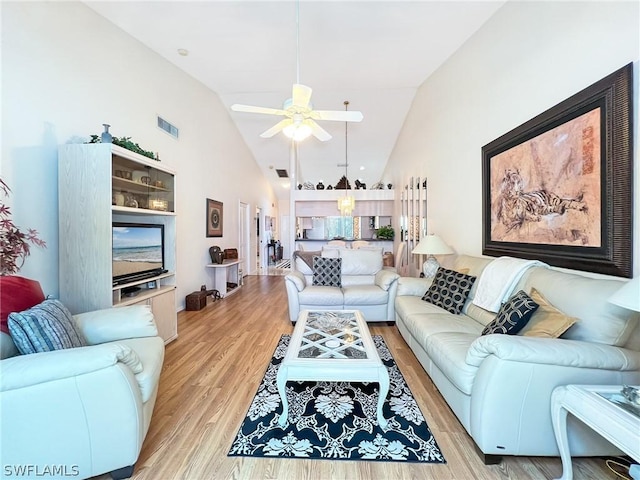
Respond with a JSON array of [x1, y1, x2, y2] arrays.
[[206, 259, 242, 298], [551, 384, 640, 480]]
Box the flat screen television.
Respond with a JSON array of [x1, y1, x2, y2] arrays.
[[112, 222, 165, 286]]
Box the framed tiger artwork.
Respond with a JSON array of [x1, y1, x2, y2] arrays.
[[482, 63, 633, 278]]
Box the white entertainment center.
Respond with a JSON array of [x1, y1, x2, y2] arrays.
[[58, 143, 178, 343]]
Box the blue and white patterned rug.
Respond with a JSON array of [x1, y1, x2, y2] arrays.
[[228, 335, 446, 463]]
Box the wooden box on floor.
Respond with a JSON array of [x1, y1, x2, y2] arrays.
[[186, 291, 207, 311]]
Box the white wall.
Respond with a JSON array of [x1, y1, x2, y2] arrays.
[[1, 2, 278, 307], [385, 1, 640, 276]]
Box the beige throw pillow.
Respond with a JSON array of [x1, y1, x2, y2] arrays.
[[521, 288, 577, 338]]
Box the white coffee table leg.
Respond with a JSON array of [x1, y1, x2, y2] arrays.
[[377, 366, 390, 430], [277, 366, 289, 427], [551, 387, 573, 480]]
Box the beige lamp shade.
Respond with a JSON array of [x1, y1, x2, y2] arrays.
[[412, 235, 454, 256], [609, 277, 640, 312], [411, 235, 454, 278]]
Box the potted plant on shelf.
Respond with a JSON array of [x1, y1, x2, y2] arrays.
[[89, 133, 158, 160], [376, 225, 395, 240]]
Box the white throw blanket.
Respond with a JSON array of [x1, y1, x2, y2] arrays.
[[472, 257, 547, 312]]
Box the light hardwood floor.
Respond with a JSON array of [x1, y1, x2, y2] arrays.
[[130, 275, 615, 480]]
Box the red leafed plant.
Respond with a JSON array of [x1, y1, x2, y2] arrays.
[[0, 178, 46, 275]]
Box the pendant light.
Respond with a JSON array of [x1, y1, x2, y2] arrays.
[[338, 101, 356, 216]]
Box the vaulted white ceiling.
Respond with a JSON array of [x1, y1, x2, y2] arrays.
[[87, 1, 504, 198]]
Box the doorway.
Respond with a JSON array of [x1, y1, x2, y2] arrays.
[[255, 206, 262, 273], [239, 202, 250, 278]]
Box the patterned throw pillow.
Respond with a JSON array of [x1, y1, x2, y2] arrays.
[[8, 299, 87, 355], [312, 256, 342, 288], [482, 290, 539, 336], [421, 267, 476, 315]]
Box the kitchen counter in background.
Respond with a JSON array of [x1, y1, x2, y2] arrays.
[[294, 239, 394, 251], [294, 239, 391, 242], [293, 239, 396, 267]]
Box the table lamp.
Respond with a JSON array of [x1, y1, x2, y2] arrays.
[[608, 277, 640, 312], [411, 234, 454, 278]]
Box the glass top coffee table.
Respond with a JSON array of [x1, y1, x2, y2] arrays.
[[277, 310, 389, 430]]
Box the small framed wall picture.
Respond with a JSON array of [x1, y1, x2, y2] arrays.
[[206, 198, 223, 237]]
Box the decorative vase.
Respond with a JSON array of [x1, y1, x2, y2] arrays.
[[124, 193, 138, 208], [101, 124, 112, 144], [113, 191, 124, 206], [316, 181, 325, 190]]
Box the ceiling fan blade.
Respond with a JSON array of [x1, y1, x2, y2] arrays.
[[311, 110, 364, 122], [291, 84, 312, 109], [260, 119, 292, 138], [231, 104, 287, 116], [308, 120, 332, 142]]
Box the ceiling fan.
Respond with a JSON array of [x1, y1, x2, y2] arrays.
[[230, 2, 363, 142], [231, 85, 363, 142]]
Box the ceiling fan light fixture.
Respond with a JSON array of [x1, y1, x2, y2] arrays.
[[283, 122, 312, 141]]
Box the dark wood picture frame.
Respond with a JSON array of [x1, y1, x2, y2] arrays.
[[206, 199, 223, 238], [482, 63, 633, 278]]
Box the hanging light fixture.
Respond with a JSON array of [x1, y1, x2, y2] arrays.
[[338, 101, 356, 216], [283, 115, 313, 141]]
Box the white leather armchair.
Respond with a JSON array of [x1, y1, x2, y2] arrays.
[[0, 305, 164, 480]]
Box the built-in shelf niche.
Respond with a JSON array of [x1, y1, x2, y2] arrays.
[[399, 176, 427, 277]]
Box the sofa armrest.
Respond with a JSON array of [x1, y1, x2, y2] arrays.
[[74, 305, 158, 345], [396, 277, 432, 296], [0, 343, 142, 392], [466, 335, 640, 371], [285, 271, 307, 292], [374, 270, 400, 291]]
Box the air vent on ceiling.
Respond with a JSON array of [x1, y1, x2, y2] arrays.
[[276, 169, 289, 178], [157, 116, 179, 139]]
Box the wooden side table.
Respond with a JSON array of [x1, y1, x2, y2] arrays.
[[551, 384, 640, 480], [206, 259, 242, 297]]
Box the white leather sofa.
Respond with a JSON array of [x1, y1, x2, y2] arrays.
[[285, 248, 400, 323], [395, 254, 640, 462], [0, 305, 164, 479]]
